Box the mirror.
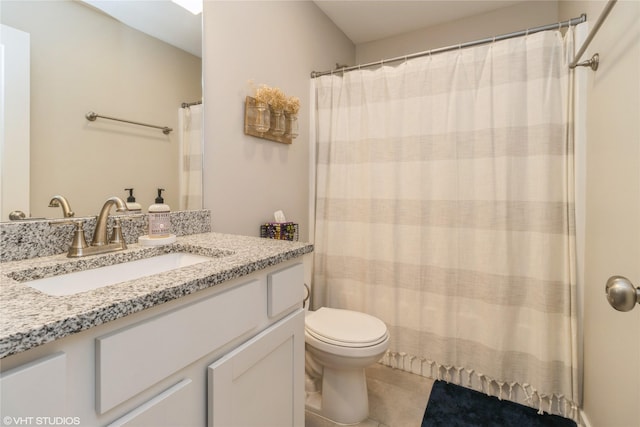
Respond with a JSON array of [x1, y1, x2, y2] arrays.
[[0, 0, 202, 220]]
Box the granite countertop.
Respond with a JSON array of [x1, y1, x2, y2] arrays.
[[0, 232, 313, 359]]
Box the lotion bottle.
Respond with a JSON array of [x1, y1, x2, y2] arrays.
[[148, 188, 171, 238]]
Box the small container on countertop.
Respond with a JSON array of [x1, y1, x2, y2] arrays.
[[138, 188, 175, 246]]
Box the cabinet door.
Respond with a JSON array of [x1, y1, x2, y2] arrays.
[[208, 310, 304, 427], [0, 352, 66, 419]]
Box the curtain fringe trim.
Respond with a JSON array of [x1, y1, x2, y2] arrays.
[[380, 350, 581, 424]]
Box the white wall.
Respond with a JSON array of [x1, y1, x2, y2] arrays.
[[356, 1, 558, 64], [559, 2, 640, 426], [1, 1, 202, 218], [202, 1, 354, 240]]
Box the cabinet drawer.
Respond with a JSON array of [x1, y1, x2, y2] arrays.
[[267, 263, 304, 318], [96, 279, 262, 414], [107, 379, 193, 427]]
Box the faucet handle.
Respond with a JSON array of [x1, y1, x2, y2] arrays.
[[49, 219, 88, 257], [68, 220, 89, 258], [109, 218, 127, 249]]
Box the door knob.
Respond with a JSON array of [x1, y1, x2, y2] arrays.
[[605, 276, 640, 312]]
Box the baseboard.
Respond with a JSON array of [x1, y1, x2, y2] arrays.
[[579, 409, 593, 427]]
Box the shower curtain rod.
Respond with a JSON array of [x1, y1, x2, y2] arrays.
[[569, 0, 617, 69], [310, 13, 586, 78]]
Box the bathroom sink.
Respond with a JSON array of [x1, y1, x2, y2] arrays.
[[25, 252, 214, 296]]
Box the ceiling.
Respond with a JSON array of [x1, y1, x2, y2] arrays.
[[80, 1, 534, 56], [313, 0, 530, 44], [80, 0, 202, 57]]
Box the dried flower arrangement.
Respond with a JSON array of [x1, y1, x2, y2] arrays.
[[285, 96, 300, 115], [250, 81, 299, 115], [254, 85, 287, 111]]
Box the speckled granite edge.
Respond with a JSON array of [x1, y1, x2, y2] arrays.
[[0, 210, 211, 262], [0, 232, 313, 359]]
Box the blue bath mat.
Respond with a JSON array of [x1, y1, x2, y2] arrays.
[[421, 381, 577, 427]]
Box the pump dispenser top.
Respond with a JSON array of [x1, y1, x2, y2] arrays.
[[124, 188, 142, 212], [154, 188, 165, 204]]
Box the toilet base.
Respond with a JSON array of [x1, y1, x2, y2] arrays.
[[305, 366, 369, 425]]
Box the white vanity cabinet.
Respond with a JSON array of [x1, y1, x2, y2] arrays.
[[0, 260, 305, 427]]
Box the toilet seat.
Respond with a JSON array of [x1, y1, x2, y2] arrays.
[[305, 307, 388, 348]]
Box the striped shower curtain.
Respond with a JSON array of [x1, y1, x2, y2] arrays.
[[178, 104, 203, 210], [312, 29, 579, 418]]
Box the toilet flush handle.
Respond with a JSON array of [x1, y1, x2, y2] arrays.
[[303, 283, 310, 308]]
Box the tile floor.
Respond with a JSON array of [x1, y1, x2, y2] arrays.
[[305, 364, 435, 427]]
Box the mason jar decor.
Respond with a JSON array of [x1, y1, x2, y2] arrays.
[[249, 100, 270, 133], [284, 96, 300, 139], [270, 109, 285, 136], [284, 113, 298, 138], [245, 83, 300, 144], [253, 85, 285, 136]]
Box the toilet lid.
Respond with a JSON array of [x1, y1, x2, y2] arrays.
[[305, 307, 388, 347]]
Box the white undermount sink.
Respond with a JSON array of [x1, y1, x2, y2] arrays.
[[25, 252, 213, 296]]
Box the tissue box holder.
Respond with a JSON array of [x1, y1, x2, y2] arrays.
[[260, 222, 299, 241]]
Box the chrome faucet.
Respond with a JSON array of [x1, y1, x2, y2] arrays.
[[48, 195, 75, 218], [91, 196, 128, 246], [52, 196, 132, 258]]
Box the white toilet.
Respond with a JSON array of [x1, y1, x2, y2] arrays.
[[304, 307, 390, 425]]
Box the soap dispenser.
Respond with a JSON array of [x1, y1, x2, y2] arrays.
[[148, 188, 171, 238], [124, 188, 142, 212]]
